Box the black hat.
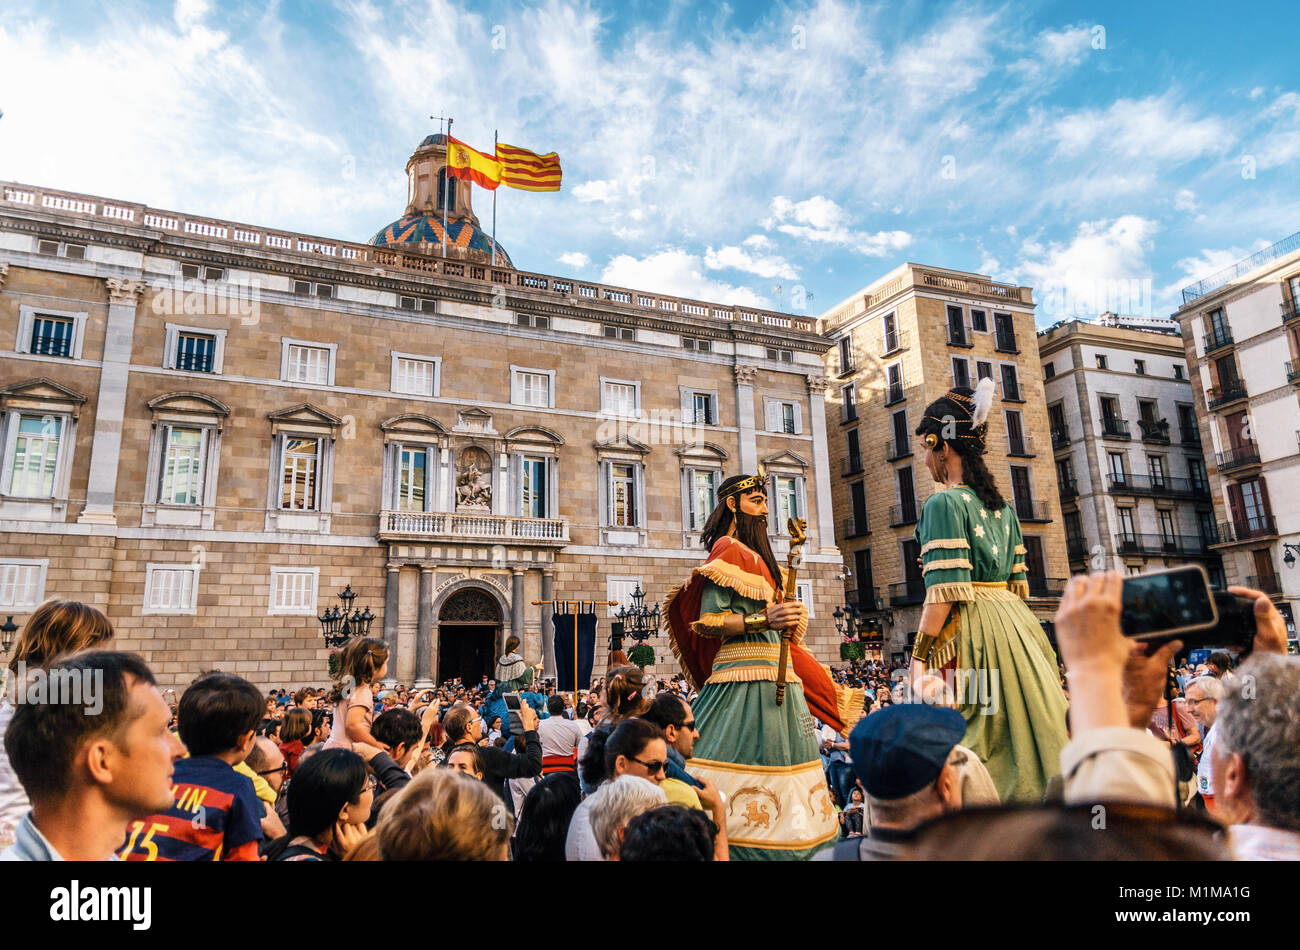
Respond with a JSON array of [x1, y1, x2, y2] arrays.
[[849, 703, 966, 799]]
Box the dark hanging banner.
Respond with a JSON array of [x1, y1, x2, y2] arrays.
[[553, 608, 597, 692]]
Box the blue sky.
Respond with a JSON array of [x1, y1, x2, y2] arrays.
[[1, 0, 1297, 323]]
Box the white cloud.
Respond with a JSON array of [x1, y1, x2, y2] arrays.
[[703, 244, 798, 280], [1051, 96, 1233, 163], [601, 249, 768, 307], [891, 13, 997, 103], [742, 234, 774, 250], [1012, 216, 1159, 322], [1011, 24, 1092, 79], [573, 179, 620, 203], [558, 251, 590, 269], [766, 195, 912, 257], [1174, 189, 1198, 213]]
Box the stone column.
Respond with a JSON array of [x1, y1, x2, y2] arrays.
[[806, 374, 837, 554], [381, 565, 400, 686], [414, 568, 434, 688], [78, 278, 143, 524], [541, 569, 556, 677], [511, 568, 525, 646], [734, 363, 758, 474]]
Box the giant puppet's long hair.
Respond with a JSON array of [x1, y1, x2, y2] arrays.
[[914, 378, 1006, 512], [700, 474, 784, 594]]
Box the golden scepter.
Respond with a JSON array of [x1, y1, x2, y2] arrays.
[[774, 517, 807, 706]]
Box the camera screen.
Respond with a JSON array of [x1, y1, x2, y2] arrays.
[[1120, 568, 1216, 637]]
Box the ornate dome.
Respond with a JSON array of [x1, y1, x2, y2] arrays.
[[369, 213, 512, 266]]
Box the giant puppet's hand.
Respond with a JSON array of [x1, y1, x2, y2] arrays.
[[766, 600, 807, 631]]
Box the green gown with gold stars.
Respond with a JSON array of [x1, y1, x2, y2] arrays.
[[916, 485, 1069, 804]]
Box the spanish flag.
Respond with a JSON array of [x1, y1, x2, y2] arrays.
[[496, 142, 563, 192], [446, 136, 503, 191]]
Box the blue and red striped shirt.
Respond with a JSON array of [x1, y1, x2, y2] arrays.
[[119, 756, 263, 861]]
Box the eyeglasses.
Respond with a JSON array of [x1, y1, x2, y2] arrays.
[[364, 775, 378, 792], [680, 720, 698, 732], [631, 756, 667, 775], [257, 763, 289, 776]]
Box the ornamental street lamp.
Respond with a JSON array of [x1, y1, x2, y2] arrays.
[[614, 584, 661, 645], [1284, 543, 1300, 569], [0, 616, 18, 656], [318, 584, 375, 649]]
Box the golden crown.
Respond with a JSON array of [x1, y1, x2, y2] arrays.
[[719, 468, 767, 499]]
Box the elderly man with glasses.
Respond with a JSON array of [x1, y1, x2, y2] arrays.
[[1184, 675, 1225, 816]]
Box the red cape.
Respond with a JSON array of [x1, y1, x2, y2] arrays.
[[665, 536, 851, 734]]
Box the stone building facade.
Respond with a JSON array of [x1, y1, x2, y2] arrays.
[[1038, 314, 1222, 584], [819, 264, 1070, 659], [1172, 233, 1300, 645], [0, 138, 844, 689]]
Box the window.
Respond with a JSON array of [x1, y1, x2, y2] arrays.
[[1056, 456, 1074, 488], [1148, 455, 1166, 487], [767, 347, 794, 363], [854, 549, 875, 605], [180, 264, 225, 282], [1108, 451, 1127, 483], [516, 313, 550, 329], [160, 426, 207, 505], [601, 378, 640, 417], [885, 363, 904, 404], [794, 581, 815, 617], [1000, 363, 1022, 401], [602, 325, 635, 341], [512, 366, 555, 408], [1044, 361, 1055, 379], [281, 437, 320, 510], [397, 295, 436, 312], [1158, 509, 1177, 544], [17, 306, 88, 360], [682, 336, 711, 352], [521, 456, 549, 518], [30, 315, 74, 357], [687, 469, 717, 530], [774, 475, 801, 526], [292, 280, 334, 298], [170, 330, 220, 373], [951, 357, 971, 389], [1117, 507, 1136, 539], [281, 339, 336, 385], [970, 309, 988, 333], [37, 239, 86, 259], [837, 338, 854, 373], [390, 353, 440, 396], [0, 559, 47, 610], [841, 384, 857, 423], [395, 445, 429, 511], [6, 415, 63, 498], [1064, 511, 1084, 547], [882, 313, 900, 352], [895, 466, 916, 523], [143, 564, 200, 614], [610, 462, 638, 527], [947, 306, 968, 346], [692, 392, 715, 425], [1005, 410, 1028, 456], [846, 429, 862, 472], [993, 312, 1017, 352], [1135, 359, 1146, 375], [1096, 354, 1108, 369], [1188, 457, 1207, 492], [1173, 364, 1184, 379], [606, 576, 643, 618], [890, 410, 908, 458], [269, 567, 319, 615], [976, 360, 993, 381], [1010, 465, 1033, 517], [765, 399, 802, 435], [849, 480, 868, 535]]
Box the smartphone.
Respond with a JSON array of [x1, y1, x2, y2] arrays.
[[503, 692, 525, 737], [1120, 565, 1218, 641]]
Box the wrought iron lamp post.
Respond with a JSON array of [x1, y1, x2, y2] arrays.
[[0, 616, 17, 657], [614, 584, 661, 668], [318, 584, 376, 649]]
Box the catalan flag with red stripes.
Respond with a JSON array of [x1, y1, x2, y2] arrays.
[[496, 141, 563, 192]]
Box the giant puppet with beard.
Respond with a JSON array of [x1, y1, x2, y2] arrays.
[[664, 473, 865, 860]]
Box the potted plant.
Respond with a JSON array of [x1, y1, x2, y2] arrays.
[[327, 648, 342, 678], [840, 633, 865, 662], [627, 643, 656, 670]]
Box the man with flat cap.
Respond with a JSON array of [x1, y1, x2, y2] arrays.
[[814, 703, 967, 861]]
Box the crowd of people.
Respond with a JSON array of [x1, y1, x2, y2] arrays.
[[0, 573, 1296, 862]]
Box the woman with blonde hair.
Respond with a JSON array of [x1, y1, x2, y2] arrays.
[[0, 599, 116, 850], [376, 767, 510, 860]]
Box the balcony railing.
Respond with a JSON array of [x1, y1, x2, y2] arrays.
[[1216, 442, 1261, 473], [1027, 576, 1067, 598], [841, 404, 857, 423], [846, 587, 882, 613], [1246, 572, 1283, 595], [175, 350, 214, 372], [948, 325, 972, 347], [1003, 381, 1023, 402], [1007, 434, 1035, 457], [1051, 427, 1071, 448], [1180, 427, 1201, 446], [1203, 330, 1234, 356], [995, 330, 1019, 353], [1100, 418, 1131, 440], [1067, 538, 1089, 562], [1214, 516, 1278, 545], [1014, 498, 1052, 522], [1181, 229, 1300, 302], [1138, 419, 1171, 444], [885, 379, 906, 405], [889, 503, 918, 526], [842, 455, 864, 477], [885, 438, 911, 461], [379, 510, 570, 545], [1115, 534, 1216, 558], [889, 580, 926, 606], [842, 515, 870, 539], [1287, 361, 1300, 384], [1284, 300, 1300, 326], [1105, 473, 1210, 499], [1207, 383, 1248, 410], [1058, 477, 1078, 500], [30, 333, 73, 357]]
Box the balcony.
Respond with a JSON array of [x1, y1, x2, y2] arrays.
[[1100, 418, 1131, 440], [995, 330, 1019, 354], [1213, 516, 1278, 546], [885, 438, 912, 462], [1180, 428, 1202, 446], [1027, 576, 1067, 598], [1216, 442, 1261, 474], [1203, 330, 1234, 357], [1246, 572, 1283, 595], [885, 380, 906, 406], [842, 515, 870, 539], [30, 333, 73, 357], [1207, 383, 1248, 411], [378, 510, 570, 546], [846, 587, 882, 613], [889, 580, 926, 607], [881, 328, 911, 356], [1051, 427, 1072, 448], [1287, 361, 1300, 385], [889, 503, 918, 527], [840, 404, 858, 424], [842, 455, 864, 477], [1014, 498, 1052, 522], [1115, 534, 1217, 558], [1058, 477, 1078, 500], [1066, 537, 1089, 562], [1006, 434, 1035, 458], [1284, 300, 1300, 327], [175, 350, 214, 372], [947, 326, 973, 348], [1138, 419, 1171, 444], [1002, 381, 1024, 403], [1105, 473, 1210, 500]]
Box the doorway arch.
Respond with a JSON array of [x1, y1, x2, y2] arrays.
[[435, 585, 504, 686]]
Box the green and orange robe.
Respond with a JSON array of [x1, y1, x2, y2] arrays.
[[665, 537, 865, 860]]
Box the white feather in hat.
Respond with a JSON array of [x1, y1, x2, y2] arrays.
[[971, 376, 996, 428]]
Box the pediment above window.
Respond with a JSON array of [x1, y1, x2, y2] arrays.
[[594, 435, 651, 457], [268, 403, 342, 436], [762, 450, 808, 470], [147, 391, 230, 424], [505, 424, 564, 447], [674, 441, 729, 463], [381, 413, 448, 441], [0, 378, 87, 416]]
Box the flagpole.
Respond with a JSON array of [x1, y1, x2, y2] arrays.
[[442, 117, 452, 259], [491, 129, 498, 267]]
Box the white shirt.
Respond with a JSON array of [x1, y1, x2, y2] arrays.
[[564, 795, 603, 861], [538, 716, 584, 758], [1197, 723, 1217, 797]]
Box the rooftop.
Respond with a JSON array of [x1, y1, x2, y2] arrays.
[[1179, 229, 1300, 305]]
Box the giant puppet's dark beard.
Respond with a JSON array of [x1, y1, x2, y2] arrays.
[[733, 508, 784, 595]]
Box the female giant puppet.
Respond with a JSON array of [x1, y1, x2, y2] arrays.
[[665, 472, 864, 860]]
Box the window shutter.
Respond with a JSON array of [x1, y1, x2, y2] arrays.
[[634, 463, 645, 528], [1257, 476, 1274, 519], [1226, 483, 1244, 527], [598, 461, 609, 526], [793, 402, 803, 435], [508, 453, 522, 516], [764, 400, 779, 433], [681, 467, 692, 530]]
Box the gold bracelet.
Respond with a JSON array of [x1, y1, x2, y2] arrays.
[[743, 611, 768, 635], [911, 632, 938, 663]]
